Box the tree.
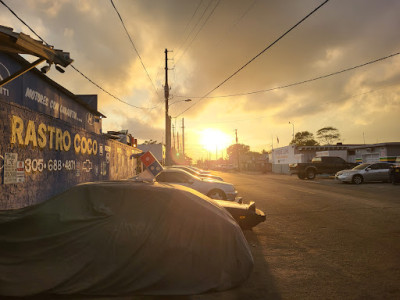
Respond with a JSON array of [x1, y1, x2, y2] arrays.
[[227, 144, 250, 159], [226, 144, 250, 168], [290, 131, 319, 146], [143, 139, 158, 144], [316, 127, 341, 145]]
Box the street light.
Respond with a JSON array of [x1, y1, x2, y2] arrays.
[[169, 98, 192, 106], [289, 121, 294, 142]]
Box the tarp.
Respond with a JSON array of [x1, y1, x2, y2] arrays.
[[0, 181, 253, 297]]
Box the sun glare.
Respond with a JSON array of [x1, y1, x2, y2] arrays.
[[200, 128, 231, 152]]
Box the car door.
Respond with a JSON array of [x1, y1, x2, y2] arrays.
[[364, 163, 386, 182], [374, 163, 391, 182]]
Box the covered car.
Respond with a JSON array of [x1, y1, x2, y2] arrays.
[[0, 181, 253, 297]]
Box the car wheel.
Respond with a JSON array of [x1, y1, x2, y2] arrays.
[[297, 173, 306, 180], [352, 175, 363, 185], [207, 189, 227, 200], [306, 169, 316, 180]]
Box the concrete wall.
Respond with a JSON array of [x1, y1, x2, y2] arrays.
[[0, 53, 140, 210], [0, 102, 140, 210]]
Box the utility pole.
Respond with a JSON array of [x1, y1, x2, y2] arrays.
[[235, 129, 240, 171], [182, 118, 185, 157], [164, 48, 171, 166], [172, 124, 175, 150], [177, 132, 180, 153]]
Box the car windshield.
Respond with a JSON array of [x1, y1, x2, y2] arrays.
[[353, 163, 370, 170]]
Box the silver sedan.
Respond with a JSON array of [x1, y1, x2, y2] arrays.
[[335, 162, 393, 184]]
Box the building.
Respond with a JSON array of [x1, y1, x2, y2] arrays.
[[270, 143, 400, 174], [0, 51, 141, 210]]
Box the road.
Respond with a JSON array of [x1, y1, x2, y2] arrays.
[[21, 172, 400, 300], [191, 171, 400, 300]]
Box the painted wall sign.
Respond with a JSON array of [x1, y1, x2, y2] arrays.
[[3, 153, 18, 184], [10, 115, 98, 155], [0, 53, 141, 210]]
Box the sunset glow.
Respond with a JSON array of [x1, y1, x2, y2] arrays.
[[200, 128, 231, 152]]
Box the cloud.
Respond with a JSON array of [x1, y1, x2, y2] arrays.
[[2, 0, 399, 158]]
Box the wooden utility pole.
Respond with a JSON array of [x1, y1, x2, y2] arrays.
[[164, 49, 171, 165], [182, 118, 185, 156], [235, 129, 240, 171]]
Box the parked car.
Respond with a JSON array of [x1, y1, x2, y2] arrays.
[[335, 162, 393, 184], [156, 168, 238, 201], [188, 166, 211, 174], [170, 165, 224, 181], [290, 156, 357, 180], [213, 199, 266, 230], [389, 157, 400, 184], [0, 181, 253, 297]]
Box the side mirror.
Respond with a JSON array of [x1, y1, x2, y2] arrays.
[[365, 168, 371, 172]]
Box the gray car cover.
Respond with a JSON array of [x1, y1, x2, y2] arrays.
[[0, 181, 253, 296]]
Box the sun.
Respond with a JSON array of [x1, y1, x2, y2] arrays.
[[200, 128, 231, 152]]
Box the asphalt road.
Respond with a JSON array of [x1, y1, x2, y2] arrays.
[[191, 171, 400, 300], [17, 172, 400, 300]]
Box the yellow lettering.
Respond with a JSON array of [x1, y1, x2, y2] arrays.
[[81, 136, 87, 154], [24, 120, 37, 147], [55, 128, 63, 151], [11, 115, 24, 145], [48, 126, 55, 150], [87, 138, 92, 155], [74, 134, 81, 153], [92, 140, 98, 155], [63, 131, 71, 151], [37, 123, 47, 148]]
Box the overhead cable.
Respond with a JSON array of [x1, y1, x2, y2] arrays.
[[0, 0, 48, 46], [175, 0, 204, 56], [187, 84, 399, 125], [110, 0, 160, 97], [71, 65, 158, 110], [176, 0, 221, 64], [1, 0, 156, 110], [174, 0, 330, 117], [175, 51, 400, 99]]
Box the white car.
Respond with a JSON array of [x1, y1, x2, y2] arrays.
[[156, 168, 239, 201], [169, 165, 224, 181], [335, 162, 393, 184]]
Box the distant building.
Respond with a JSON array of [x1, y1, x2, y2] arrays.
[[269, 143, 400, 174]]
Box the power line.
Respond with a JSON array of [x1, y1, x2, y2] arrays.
[[0, 0, 48, 45], [175, 51, 400, 99], [71, 65, 158, 110], [110, 0, 160, 97], [187, 83, 399, 125], [176, 0, 221, 64], [175, 0, 204, 57], [1, 0, 157, 110], [174, 0, 330, 117]]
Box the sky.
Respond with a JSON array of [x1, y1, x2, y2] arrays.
[[1, 0, 400, 161]]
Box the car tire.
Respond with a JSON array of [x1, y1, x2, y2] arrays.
[[306, 168, 316, 180], [297, 173, 306, 180], [352, 175, 363, 185], [207, 189, 227, 200]]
